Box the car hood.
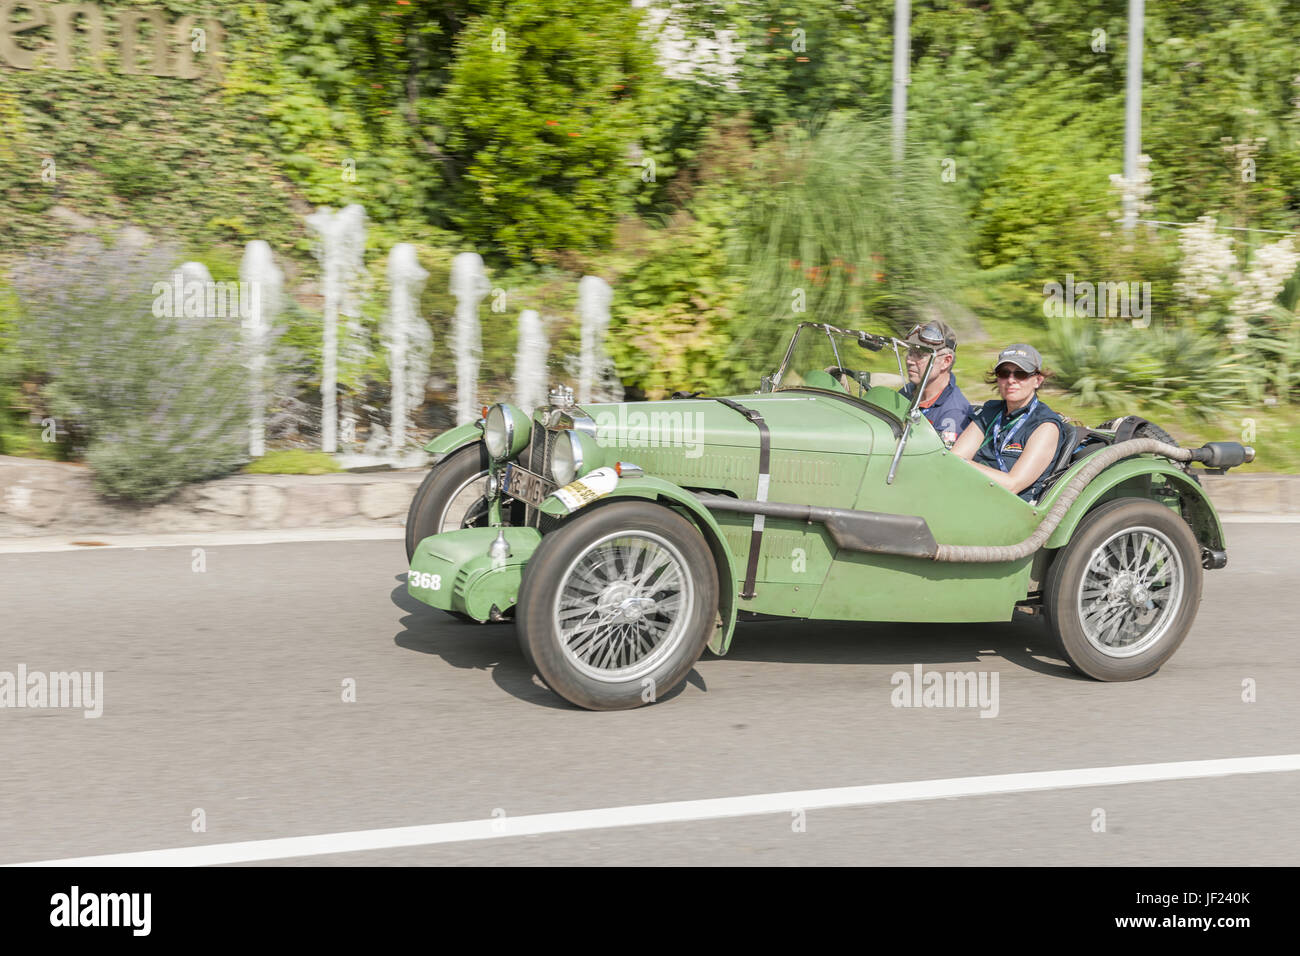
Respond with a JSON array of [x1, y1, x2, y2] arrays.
[[577, 392, 895, 456]]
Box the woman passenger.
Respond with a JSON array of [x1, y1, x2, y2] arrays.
[[951, 344, 1069, 502]]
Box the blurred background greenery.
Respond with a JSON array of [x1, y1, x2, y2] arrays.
[[2, 0, 1299, 495]]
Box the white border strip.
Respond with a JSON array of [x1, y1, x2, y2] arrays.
[[0, 513, 1290, 554], [10, 754, 1299, 867], [0, 527, 404, 554]]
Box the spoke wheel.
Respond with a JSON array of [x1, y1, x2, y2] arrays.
[[1076, 526, 1183, 658], [517, 501, 719, 710], [1045, 497, 1203, 681], [555, 531, 695, 683]]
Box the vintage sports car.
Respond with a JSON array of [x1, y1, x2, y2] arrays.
[[404, 321, 1253, 710]]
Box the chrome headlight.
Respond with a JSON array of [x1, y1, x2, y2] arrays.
[[551, 430, 582, 485], [552, 429, 603, 485], [484, 405, 511, 459], [483, 403, 531, 461]]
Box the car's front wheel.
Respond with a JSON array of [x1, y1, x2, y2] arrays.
[[1044, 497, 1203, 680], [516, 501, 719, 710], [405, 442, 525, 562]]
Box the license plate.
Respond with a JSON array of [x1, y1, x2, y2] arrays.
[[502, 463, 554, 508]]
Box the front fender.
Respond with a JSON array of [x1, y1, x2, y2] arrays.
[[540, 475, 741, 655], [1042, 458, 1225, 551], [423, 422, 484, 462]]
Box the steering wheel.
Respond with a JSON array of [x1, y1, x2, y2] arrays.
[[824, 367, 871, 391]]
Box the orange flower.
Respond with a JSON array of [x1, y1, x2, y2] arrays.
[[545, 120, 558, 126]]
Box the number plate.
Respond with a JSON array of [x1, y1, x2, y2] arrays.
[[502, 463, 554, 508]]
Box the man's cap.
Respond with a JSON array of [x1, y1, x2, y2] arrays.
[[996, 343, 1043, 373], [903, 320, 957, 352]]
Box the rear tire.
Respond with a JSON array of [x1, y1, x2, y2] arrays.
[[516, 501, 719, 710], [1044, 497, 1202, 680]]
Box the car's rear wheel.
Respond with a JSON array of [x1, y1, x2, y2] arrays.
[[1044, 497, 1203, 680], [516, 501, 719, 710]]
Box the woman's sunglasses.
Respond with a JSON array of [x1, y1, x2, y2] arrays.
[[994, 365, 1036, 380]]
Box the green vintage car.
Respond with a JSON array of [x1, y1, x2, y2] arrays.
[[404, 321, 1253, 710]]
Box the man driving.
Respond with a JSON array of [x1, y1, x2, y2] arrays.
[[898, 320, 972, 447]]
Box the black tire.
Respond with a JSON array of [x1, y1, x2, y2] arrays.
[[405, 442, 523, 625], [1135, 421, 1178, 446], [406, 442, 528, 562], [516, 501, 719, 711], [1044, 497, 1203, 681]]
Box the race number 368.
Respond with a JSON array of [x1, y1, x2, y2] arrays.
[[410, 571, 441, 590]]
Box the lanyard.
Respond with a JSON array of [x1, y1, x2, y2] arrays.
[[986, 397, 1038, 472]]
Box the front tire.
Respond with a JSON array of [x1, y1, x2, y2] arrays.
[[516, 501, 719, 710], [1044, 497, 1203, 681], [405, 443, 524, 562]]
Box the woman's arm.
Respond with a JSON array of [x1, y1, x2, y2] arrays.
[[950, 420, 984, 461], [968, 421, 1061, 494]]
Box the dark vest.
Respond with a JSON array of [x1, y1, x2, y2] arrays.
[[972, 397, 1069, 502]]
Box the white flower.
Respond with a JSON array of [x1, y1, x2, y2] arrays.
[[1230, 237, 1300, 327], [1174, 215, 1236, 305]]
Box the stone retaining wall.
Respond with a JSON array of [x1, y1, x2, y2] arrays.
[[0, 456, 424, 537], [0, 455, 1294, 538]]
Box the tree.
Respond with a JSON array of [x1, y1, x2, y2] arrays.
[[435, 0, 655, 261]]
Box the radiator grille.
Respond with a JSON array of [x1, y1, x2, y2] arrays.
[[523, 428, 558, 528]]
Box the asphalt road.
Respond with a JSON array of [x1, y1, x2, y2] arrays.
[[1, 523, 1296, 866]]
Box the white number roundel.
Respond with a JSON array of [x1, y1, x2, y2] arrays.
[[409, 571, 441, 590]]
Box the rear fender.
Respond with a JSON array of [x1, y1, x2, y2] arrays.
[[539, 475, 741, 655], [1043, 458, 1225, 551]]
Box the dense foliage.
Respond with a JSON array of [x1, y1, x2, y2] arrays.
[[2, 0, 1300, 492]]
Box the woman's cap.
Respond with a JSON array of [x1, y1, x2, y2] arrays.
[[996, 343, 1042, 373]]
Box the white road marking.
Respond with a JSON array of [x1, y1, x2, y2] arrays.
[[0, 527, 405, 554], [10, 753, 1300, 867], [1220, 514, 1300, 523]]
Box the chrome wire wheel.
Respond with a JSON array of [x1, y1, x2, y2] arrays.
[[553, 530, 695, 683], [1076, 525, 1184, 658]]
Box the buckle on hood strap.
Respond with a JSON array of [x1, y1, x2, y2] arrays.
[[711, 398, 770, 600]]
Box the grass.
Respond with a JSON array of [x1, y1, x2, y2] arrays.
[[242, 449, 341, 475]]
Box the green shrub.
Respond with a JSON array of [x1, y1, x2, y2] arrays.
[[434, 0, 655, 261], [609, 213, 746, 399], [11, 240, 250, 502]]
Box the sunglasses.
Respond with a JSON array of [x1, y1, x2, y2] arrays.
[[995, 365, 1036, 381]]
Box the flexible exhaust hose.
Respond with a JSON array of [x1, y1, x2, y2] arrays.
[[933, 439, 1194, 563]]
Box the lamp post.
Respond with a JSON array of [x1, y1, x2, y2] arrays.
[[1123, 0, 1145, 232]]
